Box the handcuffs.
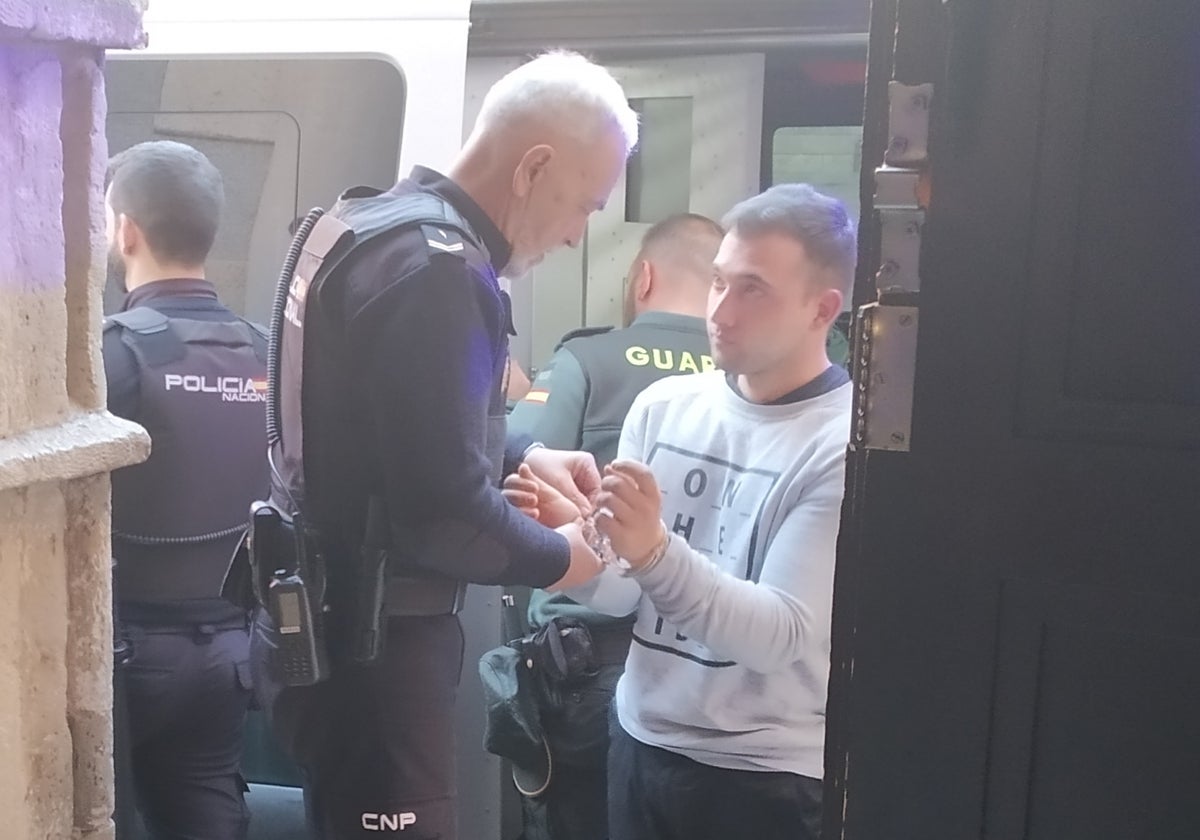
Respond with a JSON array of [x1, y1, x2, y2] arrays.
[[580, 510, 670, 575]]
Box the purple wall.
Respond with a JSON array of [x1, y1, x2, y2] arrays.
[[0, 45, 64, 290], [0, 0, 145, 48], [0, 1, 143, 290]]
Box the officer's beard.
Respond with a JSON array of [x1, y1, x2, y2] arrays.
[[500, 179, 547, 280], [106, 244, 128, 294], [504, 252, 537, 280]]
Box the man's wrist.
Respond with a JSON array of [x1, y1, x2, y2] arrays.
[[629, 524, 670, 575], [522, 441, 546, 461]]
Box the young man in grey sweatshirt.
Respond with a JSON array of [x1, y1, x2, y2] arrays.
[[559, 183, 856, 840]]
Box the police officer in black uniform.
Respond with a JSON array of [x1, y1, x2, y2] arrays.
[[246, 52, 638, 840], [506, 213, 724, 840], [103, 141, 267, 839]]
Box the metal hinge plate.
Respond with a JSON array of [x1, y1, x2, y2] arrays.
[[853, 303, 919, 452]]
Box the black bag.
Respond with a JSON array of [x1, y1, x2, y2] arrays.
[[479, 617, 598, 797]]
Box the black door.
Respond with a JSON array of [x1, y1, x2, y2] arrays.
[[826, 2, 1200, 838]]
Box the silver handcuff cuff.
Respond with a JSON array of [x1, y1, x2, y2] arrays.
[[580, 509, 630, 571]]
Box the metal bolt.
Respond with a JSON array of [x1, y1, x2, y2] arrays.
[[890, 432, 907, 444], [899, 314, 914, 327]]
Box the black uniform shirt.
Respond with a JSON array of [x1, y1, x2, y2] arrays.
[[300, 167, 569, 589]]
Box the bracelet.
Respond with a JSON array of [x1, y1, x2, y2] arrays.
[[522, 441, 545, 460], [632, 524, 670, 574]]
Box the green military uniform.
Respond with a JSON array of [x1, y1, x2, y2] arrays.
[[506, 311, 712, 840], [511, 312, 713, 460]]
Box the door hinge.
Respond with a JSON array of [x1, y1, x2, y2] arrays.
[[853, 81, 933, 452], [853, 304, 919, 452]]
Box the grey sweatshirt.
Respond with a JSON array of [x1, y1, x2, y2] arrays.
[[569, 370, 851, 778]]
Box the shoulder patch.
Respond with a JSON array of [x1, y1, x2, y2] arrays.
[[421, 223, 467, 255], [555, 324, 615, 351], [105, 306, 170, 335]]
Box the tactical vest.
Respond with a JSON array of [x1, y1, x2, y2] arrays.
[[274, 187, 495, 536], [107, 307, 269, 606], [561, 316, 713, 467]]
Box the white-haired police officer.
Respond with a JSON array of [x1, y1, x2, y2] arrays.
[[248, 51, 638, 840]]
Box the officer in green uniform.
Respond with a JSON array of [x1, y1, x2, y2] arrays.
[[507, 213, 725, 840]]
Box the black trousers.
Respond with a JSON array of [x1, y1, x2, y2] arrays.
[[520, 661, 624, 840], [608, 718, 823, 840], [250, 612, 464, 840], [120, 623, 253, 840]]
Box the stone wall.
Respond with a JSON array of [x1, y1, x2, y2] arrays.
[[0, 2, 148, 838]]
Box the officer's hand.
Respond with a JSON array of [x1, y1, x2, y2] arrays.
[[530, 466, 588, 528], [501, 467, 540, 520], [523, 447, 600, 515], [546, 521, 605, 592], [595, 460, 668, 571], [503, 464, 584, 527]]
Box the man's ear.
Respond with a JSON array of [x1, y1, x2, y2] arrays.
[[815, 287, 844, 328], [636, 260, 654, 302], [117, 213, 141, 256], [512, 145, 554, 198]]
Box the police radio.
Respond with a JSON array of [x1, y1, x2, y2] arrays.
[[248, 501, 330, 686], [267, 569, 329, 686]]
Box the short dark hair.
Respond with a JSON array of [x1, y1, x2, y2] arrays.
[[106, 141, 223, 265], [636, 213, 725, 282], [722, 184, 856, 294], [640, 213, 724, 252]]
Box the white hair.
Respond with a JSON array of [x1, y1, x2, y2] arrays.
[[475, 50, 639, 155]]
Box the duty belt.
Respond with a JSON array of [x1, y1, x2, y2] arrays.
[[383, 575, 467, 617]]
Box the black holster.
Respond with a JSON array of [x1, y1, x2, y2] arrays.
[[350, 496, 389, 665], [226, 497, 389, 670], [246, 502, 333, 681]]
